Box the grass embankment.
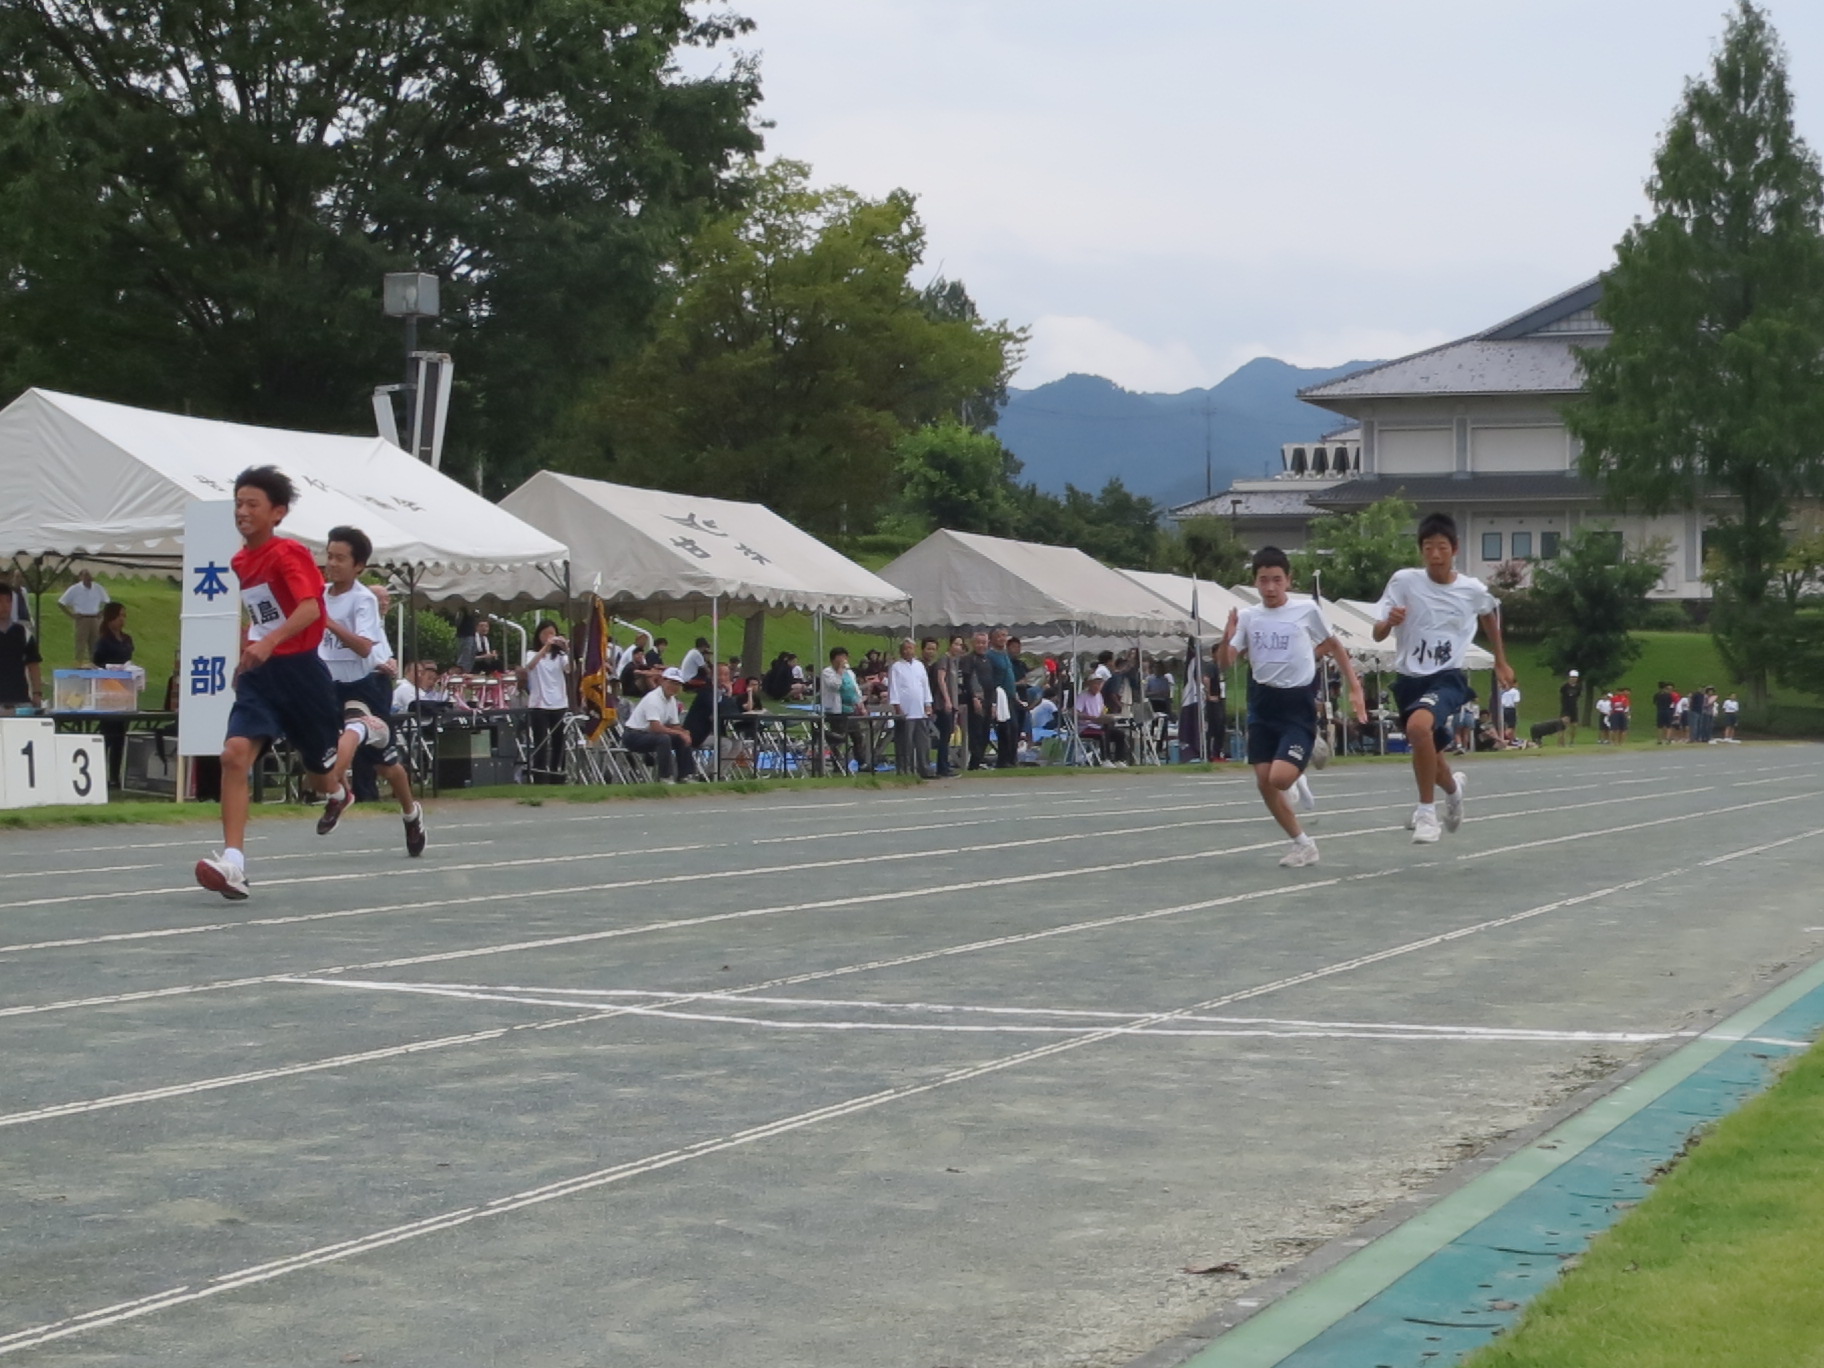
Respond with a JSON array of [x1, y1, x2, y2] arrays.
[[1463, 1040, 1824, 1368]]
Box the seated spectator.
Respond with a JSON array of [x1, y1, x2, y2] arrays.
[[469, 619, 504, 674], [1029, 689, 1060, 734], [391, 660, 472, 714], [622, 667, 700, 782], [762, 652, 797, 702], [1075, 675, 1128, 764]]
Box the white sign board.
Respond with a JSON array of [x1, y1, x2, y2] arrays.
[[52, 734, 107, 805], [0, 716, 57, 808], [179, 500, 241, 758]]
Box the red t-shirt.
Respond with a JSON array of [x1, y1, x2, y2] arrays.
[[232, 536, 326, 656]]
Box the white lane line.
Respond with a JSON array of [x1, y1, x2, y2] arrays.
[[4, 838, 1795, 1357], [0, 773, 1711, 928], [287, 980, 1684, 1045], [1458, 790, 1821, 861]]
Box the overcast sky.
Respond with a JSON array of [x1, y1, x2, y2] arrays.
[[689, 1, 1824, 393]]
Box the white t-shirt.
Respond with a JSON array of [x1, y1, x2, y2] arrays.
[[1596, 696, 1613, 717], [626, 688, 679, 731], [392, 680, 450, 712], [1500, 686, 1520, 710], [1227, 597, 1332, 689], [1459, 700, 1480, 724], [887, 657, 932, 714], [319, 583, 387, 683], [1723, 697, 1739, 716], [522, 648, 569, 709], [1374, 567, 1498, 679], [59, 581, 110, 615], [677, 647, 707, 685]]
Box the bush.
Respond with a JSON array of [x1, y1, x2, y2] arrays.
[[1640, 601, 1698, 631], [405, 610, 459, 668]]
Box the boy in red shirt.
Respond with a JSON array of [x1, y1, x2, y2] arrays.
[[195, 466, 349, 899]]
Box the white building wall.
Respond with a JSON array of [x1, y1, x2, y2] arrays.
[[1377, 426, 1454, 474], [1470, 424, 1568, 472]]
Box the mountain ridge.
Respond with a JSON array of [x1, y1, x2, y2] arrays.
[[993, 357, 1380, 511]]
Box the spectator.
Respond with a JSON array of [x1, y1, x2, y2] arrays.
[[685, 661, 735, 748], [958, 631, 997, 771], [1702, 686, 1720, 744], [7, 568, 31, 637], [677, 637, 711, 693], [455, 610, 479, 672], [1672, 689, 1689, 741], [926, 637, 958, 778], [1653, 680, 1676, 745], [391, 660, 472, 714], [519, 620, 571, 784], [0, 589, 44, 711], [623, 667, 700, 782], [58, 569, 110, 665], [1558, 670, 1581, 746], [86, 601, 138, 786], [1499, 682, 1521, 745], [818, 646, 872, 775], [887, 638, 935, 778], [1610, 688, 1631, 747], [1453, 689, 1479, 754], [1030, 688, 1060, 735], [986, 629, 1019, 768], [1076, 674, 1127, 765], [469, 619, 503, 674], [1722, 692, 1739, 741], [619, 631, 658, 696], [1144, 658, 1174, 748]]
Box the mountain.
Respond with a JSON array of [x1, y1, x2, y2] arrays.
[[992, 357, 1380, 512]]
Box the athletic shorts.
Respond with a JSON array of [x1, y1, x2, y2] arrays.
[[229, 651, 340, 774], [333, 676, 402, 767], [1657, 708, 1675, 729], [1611, 712, 1629, 732], [1246, 681, 1317, 771], [1392, 669, 1471, 750]]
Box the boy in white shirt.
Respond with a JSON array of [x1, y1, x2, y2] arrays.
[[1218, 547, 1366, 868], [1372, 513, 1514, 844]]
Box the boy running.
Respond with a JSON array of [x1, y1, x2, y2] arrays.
[[317, 525, 427, 855], [1371, 512, 1514, 844], [195, 467, 348, 899], [1218, 547, 1367, 868]]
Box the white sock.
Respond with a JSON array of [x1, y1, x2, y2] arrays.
[[1295, 832, 1316, 847], [1417, 802, 1437, 819], [223, 847, 245, 870], [330, 784, 347, 803], [406, 803, 422, 823]]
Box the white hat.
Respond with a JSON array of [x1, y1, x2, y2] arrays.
[[661, 667, 685, 683], [1568, 670, 1579, 678]]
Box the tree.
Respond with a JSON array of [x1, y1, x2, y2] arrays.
[[892, 421, 1018, 536], [1291, 497, 1416, 602], [1565, 1, 1824, 702], [1527, 526, 1669, 716], [1161, 517, 1251, 587], [1059, 479, 1162, 569], [582, 159, 1024, 535], [0, 0, 761, 490]]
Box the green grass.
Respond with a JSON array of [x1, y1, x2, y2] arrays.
[[1463, 1040, 1824, 1368], [22, 575, 183, 705]]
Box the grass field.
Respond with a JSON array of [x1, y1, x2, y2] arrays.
[[1462, 1040, 1824, 1368]]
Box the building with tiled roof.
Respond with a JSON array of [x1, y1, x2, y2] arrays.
[[1178, 280, 1722, 599]]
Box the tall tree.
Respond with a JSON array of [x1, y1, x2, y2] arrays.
[[1161, 517, 1251, 588], [0, 0, 761, 490], [892, 421, 1018, 536], [1565, 1, 1824, 701], [1291, 497, 1416, 602], [1527, 525, 1669, 716], [581, 160, 1024, 535]]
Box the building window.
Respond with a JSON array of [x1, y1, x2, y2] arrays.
[[1481, 532, 1502, 562], [1512, 531, 1534, 560], [1540, 530, 1560, 560], [1290, 447, 1307, 474]]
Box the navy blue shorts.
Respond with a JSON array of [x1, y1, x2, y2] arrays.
[[229, 651, 341, 774], [1393, 669, 1471, 750], [1246, 681, 1318, 770]]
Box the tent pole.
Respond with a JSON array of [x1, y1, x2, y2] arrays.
[[711, 595, 720, 782], [815, 610, 825, 778]]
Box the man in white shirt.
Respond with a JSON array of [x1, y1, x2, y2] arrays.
[[1218, 547, 1366, 869], [316, 527, 425, 852], [887, 638, 935, 778], [57, 570, 111, 664], [623, 667, 699, 781], [1499, 683, 1521, 745], [1372, 512, 1514, 844]]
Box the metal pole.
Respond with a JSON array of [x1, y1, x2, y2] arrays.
[[815, 610, 825, 777], [710, 596, 720, 782]]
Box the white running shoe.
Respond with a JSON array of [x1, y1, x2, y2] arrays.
[[1405, 807, 1419, 831], [1443, 771, 1466, 833], [1295, 776, 1317, 812], [195, 854, 250, 900], [1278, 841, 1320, 868], [1411, 810, 1442, 844]]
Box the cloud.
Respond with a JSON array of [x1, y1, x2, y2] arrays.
[[1018, 316, 1213, 392]]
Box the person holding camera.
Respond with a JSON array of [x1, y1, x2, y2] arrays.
[[520, 619, 571, 784]]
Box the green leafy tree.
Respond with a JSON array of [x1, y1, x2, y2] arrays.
[[1059, 478, 1162, 569], [0, 0, 761, 490], [1565, 1, 1824, 702], [1528, 526, 1669, 717], [1290, 497, 1416, 602], [583, 160, 1024, 535], [1162, 517, 1251, 587], [892, 421, 1018, 536]]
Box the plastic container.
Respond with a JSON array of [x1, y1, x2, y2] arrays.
[[52, 669, 141, 713]]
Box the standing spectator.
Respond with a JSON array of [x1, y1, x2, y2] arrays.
[[1453, 690, 1478, 754], [1703, 686, 1720, 744], [888, 638, 935, 778], [454, 610, 479, 672], [1596, 691, 1613, 743], [1653, 681, 1676, 745], [1722, 692, 1740, 740], [7, 568, 31, 638], [1178, 647, 1204, 762], [0, 577, 44, 710], [58, 569, 110, 664], [1499, 681, 1521, 745], [519, 620, 571, 784], [818, 646, 872, 775], [986, 629, 1019, 768], [469, 619, 503, 674], [1610, 688, 1630, 748], [677, 637, 711, 693], [89, 602, 136, 787], [1557, 670, 1581, 746], [623, 667, 699, 782], [958, 632, 996, 771], [1205, 646, 1229, 761], [1672, 689, 1690, 741], [926, 637, 957, 778]]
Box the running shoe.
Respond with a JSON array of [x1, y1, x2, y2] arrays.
[[1443, 771, 1467, 833], [1405, 807, 1418, 830], [195, 854, 250, 901], [316, 785, 355, 835], [1411, 810, 1442, 844], [404, 804, 427, 857], [1278, 841, 1320, 868]]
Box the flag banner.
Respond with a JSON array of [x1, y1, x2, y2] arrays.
[[578, 595, 615, 743]]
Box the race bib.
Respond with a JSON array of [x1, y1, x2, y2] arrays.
[[242, 583, 285, 639]]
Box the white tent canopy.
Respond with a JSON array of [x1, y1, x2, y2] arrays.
[[1024, 569, 1248, 656], [0, 388, 567, 600], [865, 530, 1193, 637], [423, 471, 911, 619]]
